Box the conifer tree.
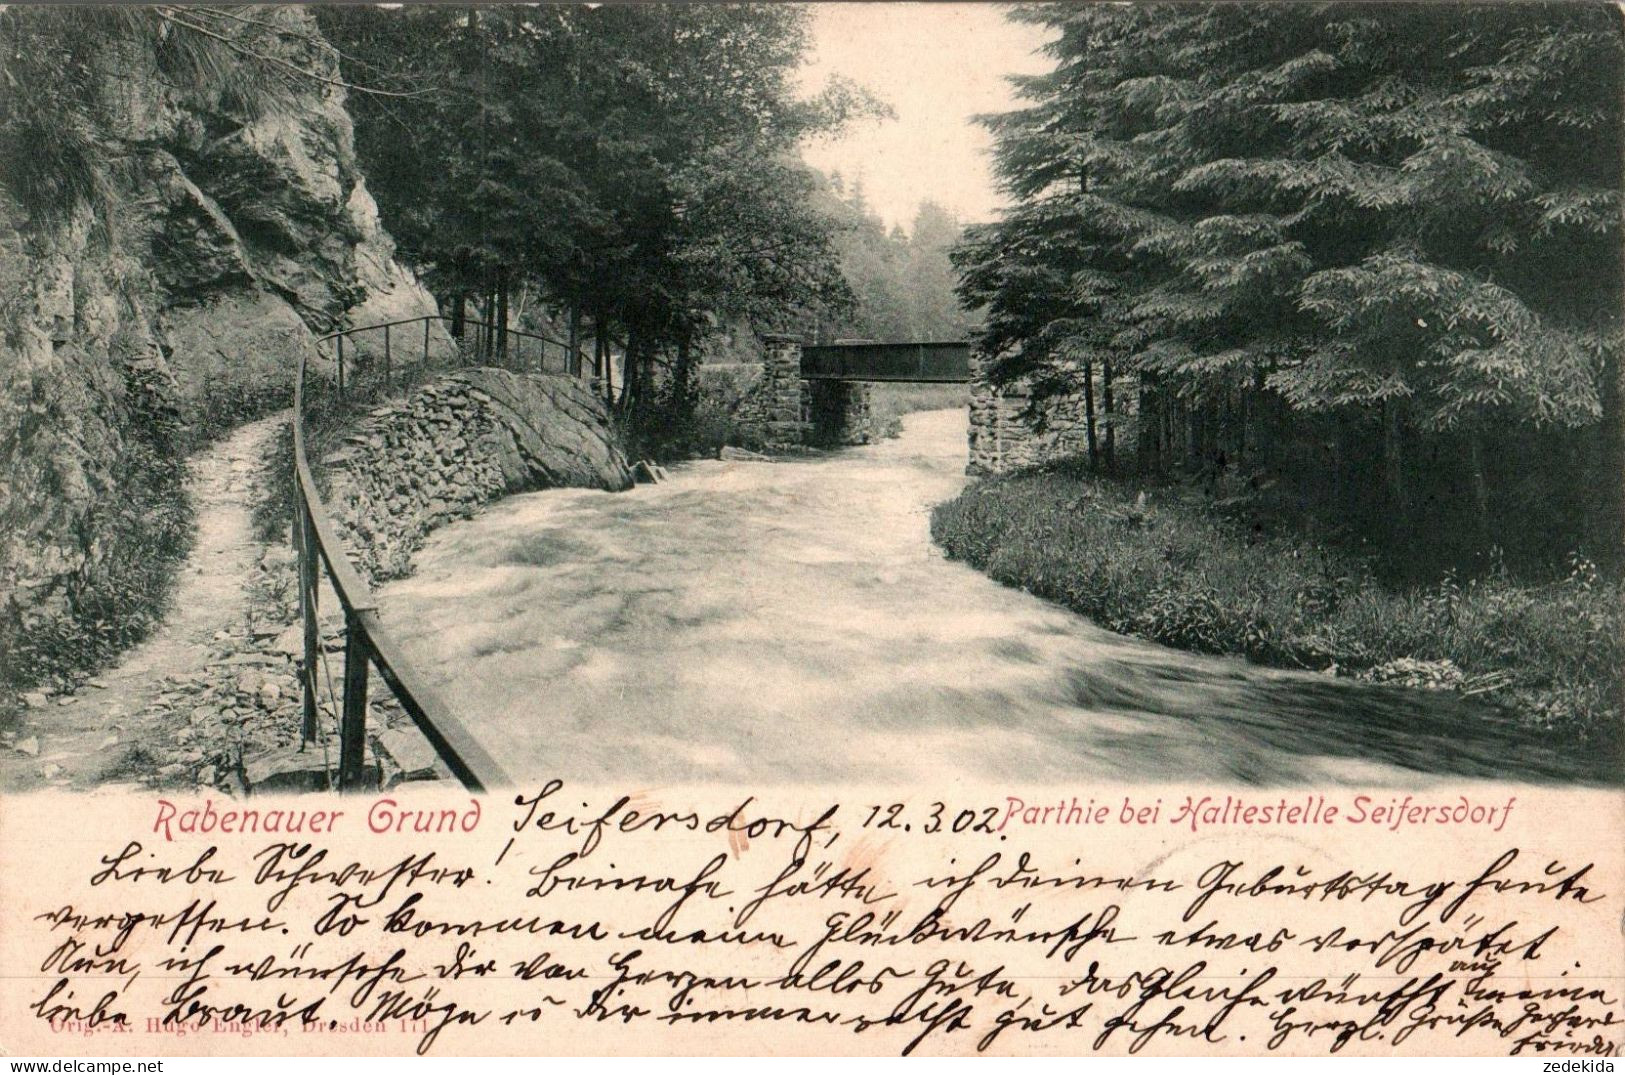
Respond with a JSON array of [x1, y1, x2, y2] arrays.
[[959, 2, 1623, 569]]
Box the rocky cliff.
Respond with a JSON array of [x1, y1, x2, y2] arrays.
[[0, 8, 451, 690]]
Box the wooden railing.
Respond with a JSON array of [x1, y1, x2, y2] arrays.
[[292, 314, 588, 791]]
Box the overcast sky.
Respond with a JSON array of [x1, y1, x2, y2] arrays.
[[796, 2, 1055, 233]]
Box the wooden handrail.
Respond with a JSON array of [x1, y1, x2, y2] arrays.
[[290, 309, 596, 791]]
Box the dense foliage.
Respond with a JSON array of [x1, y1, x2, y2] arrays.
[[933, 463, 1622, 758], [956, 3, 1624, 577], [318, 5, 878, 414], [816, 178, 980, 343]]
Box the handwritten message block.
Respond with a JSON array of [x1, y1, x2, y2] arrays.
[[1, 784, 1619, 1057]]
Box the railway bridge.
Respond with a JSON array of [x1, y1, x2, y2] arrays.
[[746, 334, 1080, 474]]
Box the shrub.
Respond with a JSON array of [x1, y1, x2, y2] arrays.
[[0, 401, 195, 693], [618, 365, 762, 463]]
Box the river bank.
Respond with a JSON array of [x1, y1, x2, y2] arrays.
[[930, 461, 1622, 758]]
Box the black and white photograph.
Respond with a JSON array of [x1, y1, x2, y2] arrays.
[[2, 1, 1619, 793], [0, 2, 1623, 1062]]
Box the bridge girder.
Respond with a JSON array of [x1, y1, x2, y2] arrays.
[[800, 341, 971, 384]]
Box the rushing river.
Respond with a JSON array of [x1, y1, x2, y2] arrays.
[[376, 409, 1588, 786]]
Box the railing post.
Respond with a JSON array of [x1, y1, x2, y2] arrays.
[[515, 331, 522, 371], [336, 334, 346, 399], [338, 618, 369, 790], [296, 496, 320, 744], [384, 323, 392, 389], [423, 317, 431, 365]]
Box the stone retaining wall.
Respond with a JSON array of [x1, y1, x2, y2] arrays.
[[321, 368, 632, 581]]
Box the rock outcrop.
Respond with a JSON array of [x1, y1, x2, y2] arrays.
[[0, 9, 451, 689], [322, 370, 633, 581]]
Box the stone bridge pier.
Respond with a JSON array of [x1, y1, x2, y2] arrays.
[[739, 334, 877, 448], [966, 350, 1088, 475]]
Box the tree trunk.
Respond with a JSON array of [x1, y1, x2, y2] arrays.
[[674, 334, 693, 405], [495, 270, 510, 364], [594, 313, 614, 406], [1190, 402, 1203, 471], [1082, 359, 1098, 468], [1247, 365, 1267, 466], [1329, 419, 1344, 521], [1167, 395, 1180, 468], [450, 292, 467, 350], [1382, 399, 1412, 542], [1224, 389, 1241, 470], [1466, 428, 1493, 561], [1102, 359, 1116, 473], [1162, 390, 1175, 469], [486, 289, 498, 360]]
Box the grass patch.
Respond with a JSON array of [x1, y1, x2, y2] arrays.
[[1, 440, 196, 692], [930, 461, 1623, 752]]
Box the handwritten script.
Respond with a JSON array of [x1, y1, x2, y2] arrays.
[[1, 784, 1619, 1056]]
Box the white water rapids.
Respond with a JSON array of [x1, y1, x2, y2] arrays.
[[375, 409, 1580, 786]]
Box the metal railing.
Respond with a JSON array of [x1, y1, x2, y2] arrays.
[[328, 314, 589, 398], [292, 313, 590, 791]]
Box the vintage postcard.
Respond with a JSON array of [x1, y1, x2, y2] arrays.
[[0, 1, 1620, 1060]]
